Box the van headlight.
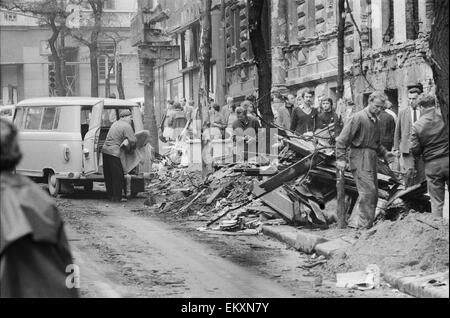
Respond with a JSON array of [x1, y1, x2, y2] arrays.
[[63, 145, 70, 162]]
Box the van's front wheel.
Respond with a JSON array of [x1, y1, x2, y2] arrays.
[[47, 171, 61, 197]]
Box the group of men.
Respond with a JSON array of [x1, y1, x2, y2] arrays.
[[336, 90, 448, 229]]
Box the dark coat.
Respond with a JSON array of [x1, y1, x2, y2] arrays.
[[0, 172, 78, 298]]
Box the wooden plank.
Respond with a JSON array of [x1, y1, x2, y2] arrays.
[[253, 180, 296, 221], [259, 152, 324, 193], [206, 182, 230, 204]]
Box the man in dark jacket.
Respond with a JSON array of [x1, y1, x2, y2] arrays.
[[102, 109, 137, 202], [0, 118, 78, 298], [291, 89, 318, 135], [378, 107, 396, 151], [336, 91, 393, 229], [410, 93, 449, 217]]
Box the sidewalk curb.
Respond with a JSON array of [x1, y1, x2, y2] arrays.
[[261, 225, 327, 254], [383, 272, 449, 298]]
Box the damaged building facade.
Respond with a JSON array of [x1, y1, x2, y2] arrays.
[[155, 0, 436, 116], [271, 0, 436, 113]]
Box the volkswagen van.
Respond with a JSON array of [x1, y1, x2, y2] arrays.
[[13, 97, 150, 196]]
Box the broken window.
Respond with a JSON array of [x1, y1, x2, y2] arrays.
[[406, 0, 419, 40], [383, 0, 395, 44]]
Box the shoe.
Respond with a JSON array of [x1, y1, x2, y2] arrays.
[[120, 198, 128, 202]]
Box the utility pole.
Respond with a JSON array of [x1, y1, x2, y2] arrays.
[[131, 0, 180, 154], [336, 0, 347, 229]]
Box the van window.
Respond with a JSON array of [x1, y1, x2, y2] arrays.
[[52, 108, 61, 129], [14, 107, 25, 128], [24, 108, 43, 130], [102, 109, 118, 127], [41, 107, 57, 130]]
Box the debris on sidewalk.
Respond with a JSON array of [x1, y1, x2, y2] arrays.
[[336, 264, 380, 290]]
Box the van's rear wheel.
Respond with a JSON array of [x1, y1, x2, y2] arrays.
[[84, 181, 94, 192], [47, 171, 61, 197]]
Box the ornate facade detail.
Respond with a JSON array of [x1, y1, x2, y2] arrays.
[[316, 42, 327, 60]]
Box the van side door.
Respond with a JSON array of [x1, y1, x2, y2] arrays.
[[83, 100, 104, 175]]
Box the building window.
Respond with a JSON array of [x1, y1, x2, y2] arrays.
[[168, 77, 182, 102], [104, 0, 115, 10], [3, 12, 17, 22], [383, 0, 395, 44], [231, 8, 241, 63], [288, 0, 298, 44], [406, 0, 419, 40], [98, 42, 116, 81]]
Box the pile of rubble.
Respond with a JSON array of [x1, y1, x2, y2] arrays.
[[145, 124, 431, 235]]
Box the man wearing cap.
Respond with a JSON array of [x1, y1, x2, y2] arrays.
[[102, 109, 137, 202], [410, 93, 449, 217]]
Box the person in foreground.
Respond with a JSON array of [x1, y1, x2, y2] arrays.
[[410, 93, 449, 217], [0, 118, 78, 298]]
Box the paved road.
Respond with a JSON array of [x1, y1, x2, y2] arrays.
[[57, 190, 410, 298]]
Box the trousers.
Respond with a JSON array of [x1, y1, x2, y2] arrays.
[[348, 148, 379, 229], [401, 153, 425, 187], [425, 156, 449, 217], [102, 153, 126, 201]]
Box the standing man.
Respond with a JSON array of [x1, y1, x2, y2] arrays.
[[232, 106, 261, 161], [317, 98, 343, 138], [184, 99, 195, 121], [277, 94, 295, 130], [410, 93, 449, 217], [378, 104, 396, 151], [168, 102, 188, 140], [102, 109, 137, 202], [393, 87, 425, 186], [209, 103, 227, 139], [1, 118, 78, 298], [222, 96, 234, 126], [291, 89, 318, 135], [336, 91, 393, 229], [160, 100, 175, 142]]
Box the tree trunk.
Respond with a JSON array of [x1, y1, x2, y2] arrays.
[[199, 0, 213, 179], [143, 59, 159, 154], [336, 0, 347, 229], [430, 0, 449, 127], [337, 0, 345, 100], [89, 43, 99, 97], [59, 27, 67, 96], [117, 62, 125, 99], [48, 37, 64, 97], [48, 18, 65, 97], [105, 61, 113, 98], [89, 2, 102, 98], [248, 0, 273, 127]]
